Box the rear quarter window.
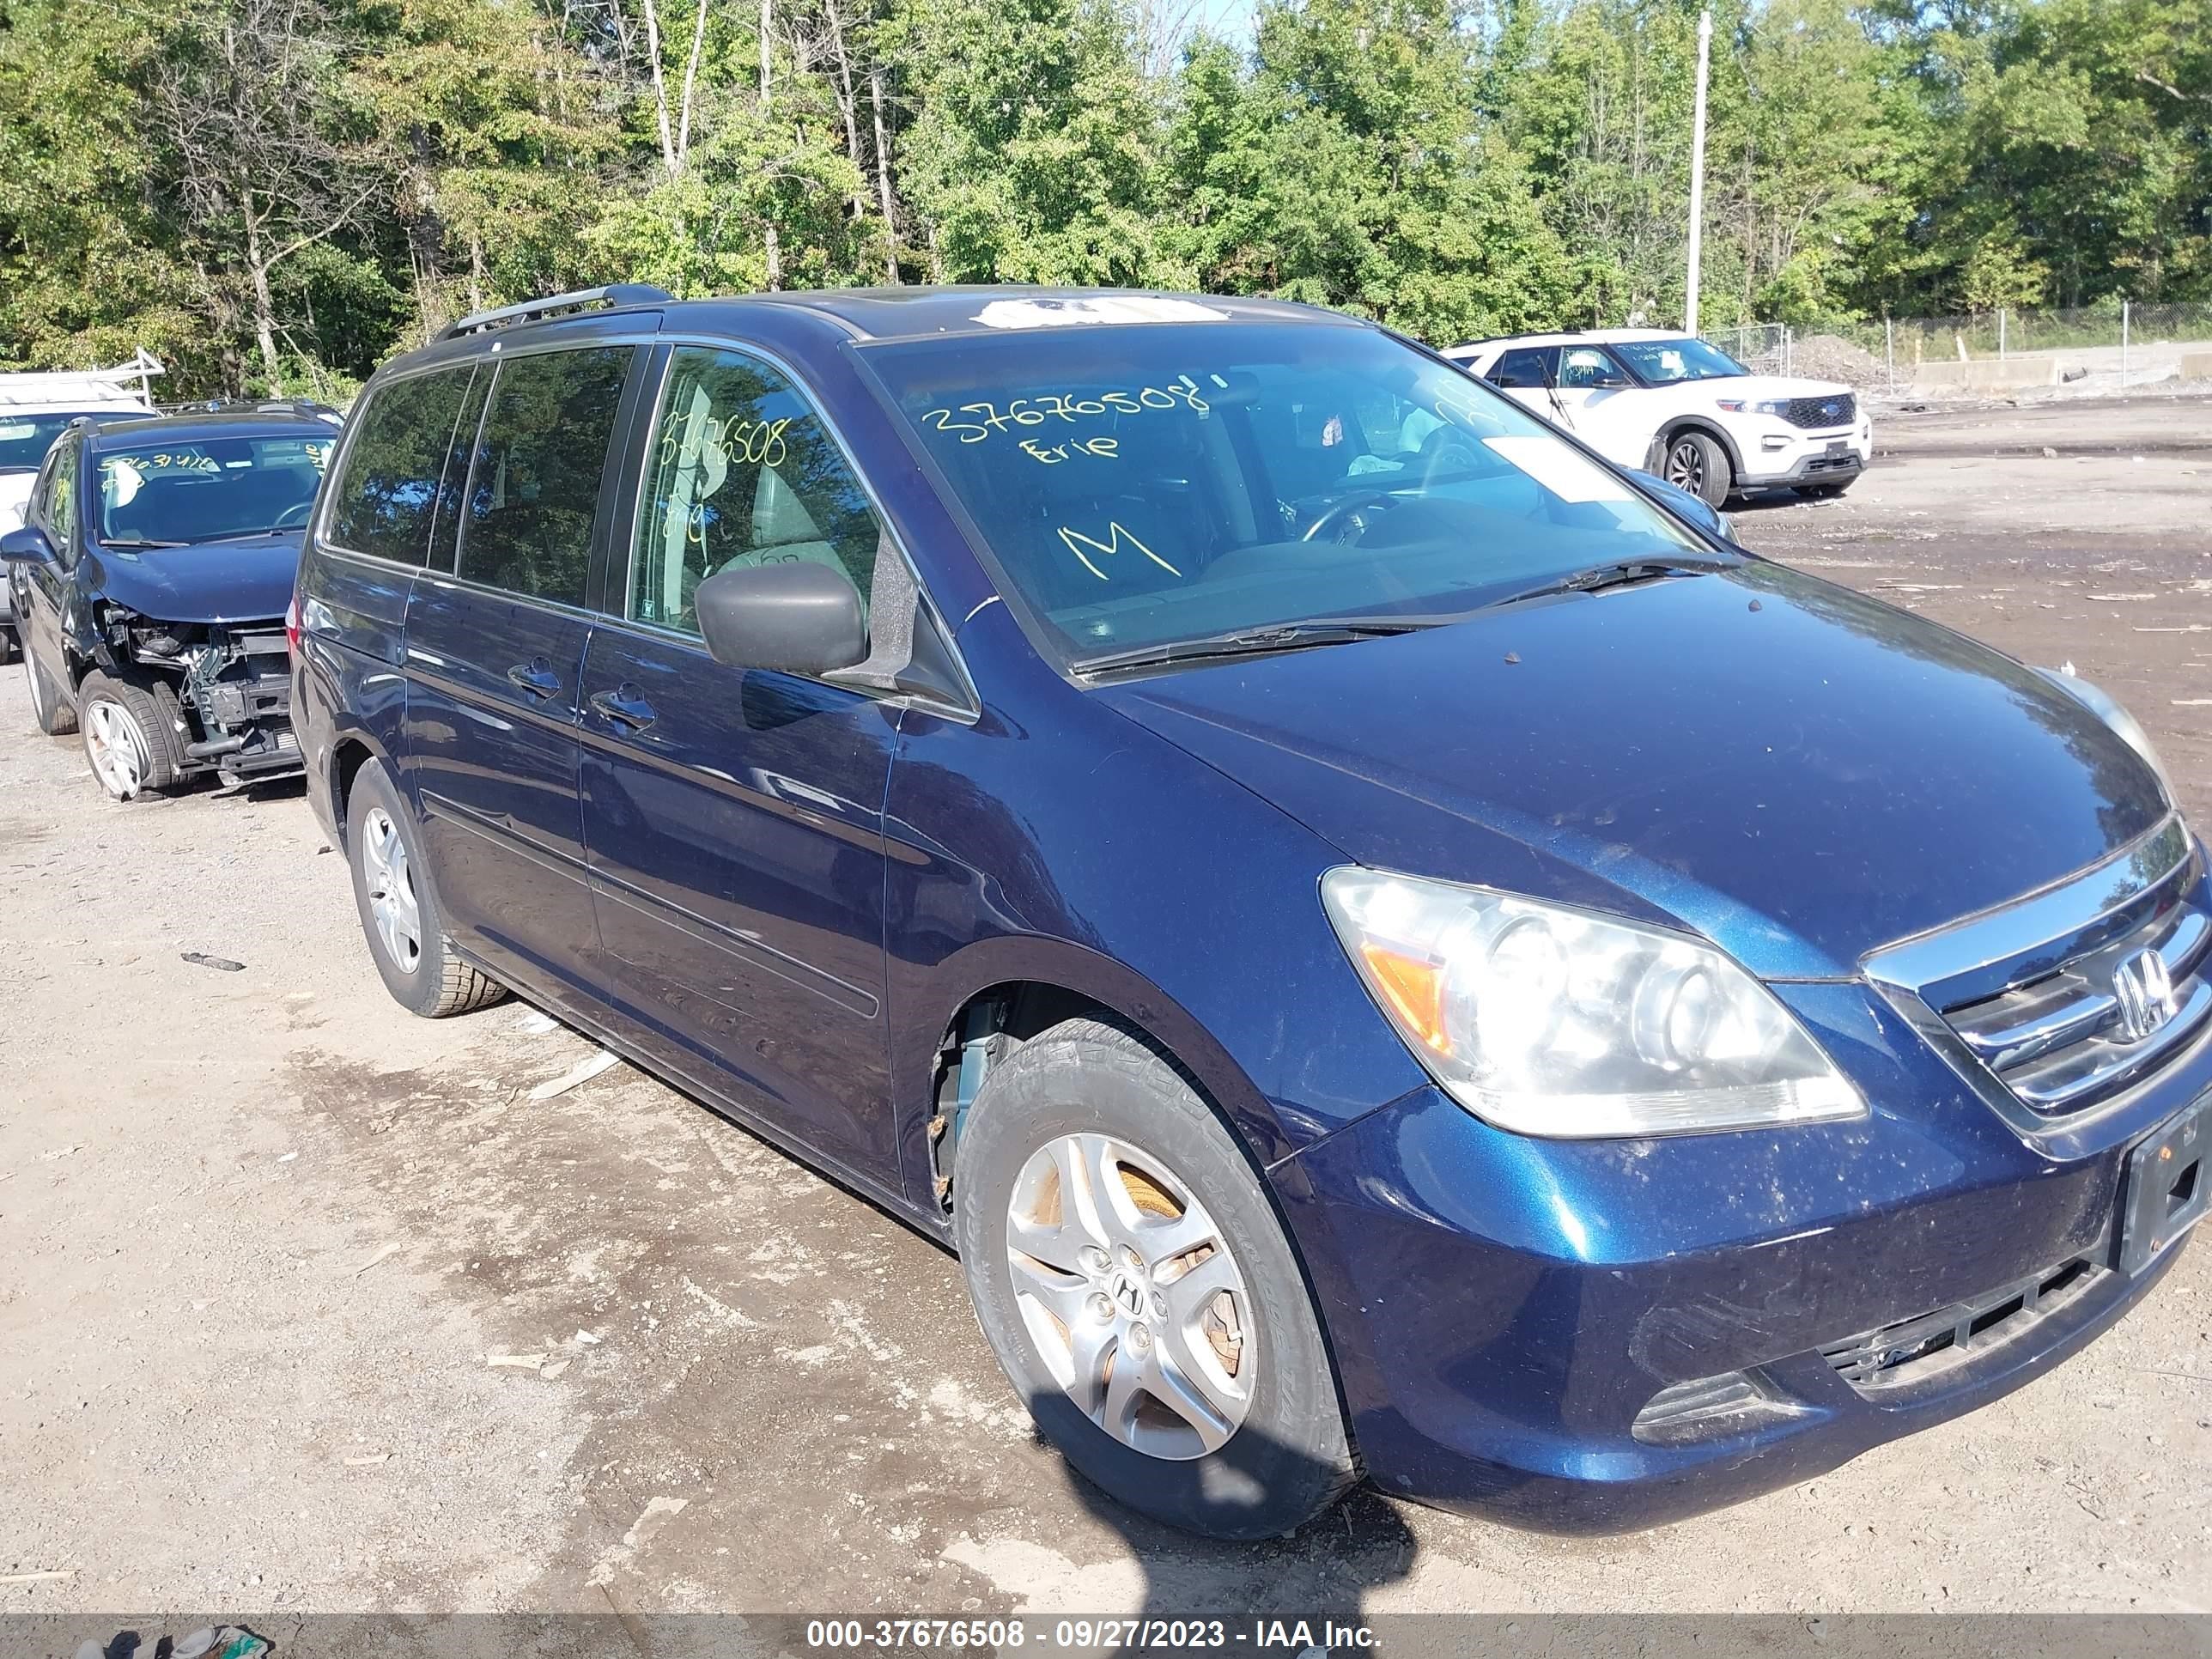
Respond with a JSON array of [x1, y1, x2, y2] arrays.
[[325, 368, 475, 567]]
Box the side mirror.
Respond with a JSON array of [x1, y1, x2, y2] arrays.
[[1636, 471, 1734, 544], [694, 560, 868, 676], [0, 526, 56, 566]]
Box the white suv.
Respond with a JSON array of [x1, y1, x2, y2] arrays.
[[1443, 330, 1871, 507]]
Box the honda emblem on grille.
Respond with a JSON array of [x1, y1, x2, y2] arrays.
[[2112, 947, 2178, 1042]]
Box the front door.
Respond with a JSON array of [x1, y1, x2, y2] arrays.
[[578, 343, 901, 1176], [401, 343, 638, 1003], [15, 434, 80, 685]]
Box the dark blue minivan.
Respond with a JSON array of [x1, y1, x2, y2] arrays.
[[291, 285, 2209, 1539]]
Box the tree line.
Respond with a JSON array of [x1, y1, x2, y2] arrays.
[[0, 0, 2203, 399]]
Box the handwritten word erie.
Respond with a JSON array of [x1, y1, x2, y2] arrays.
[[923, 380, 1210, 447], [1057, 521, 1182, 582], [1019, 435, 1119, 465]]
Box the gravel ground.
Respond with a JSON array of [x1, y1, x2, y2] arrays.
[[2, 395, 2209, 1619]]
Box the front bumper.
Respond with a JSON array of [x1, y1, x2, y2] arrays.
[[1738, 421, 1874, 489], [1275, 980, 2201, 1533]]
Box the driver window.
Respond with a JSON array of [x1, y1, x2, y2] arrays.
[[46, 441, 78, 560], [1559, 347, 1630, 391], [629, 345, 885, 637]]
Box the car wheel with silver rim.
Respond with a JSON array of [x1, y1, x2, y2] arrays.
[[76, 670, 185, 799], [954, 1016, 1356, 1539], [344, 755, 507, 1018], [1663, 429, 1732, 508]]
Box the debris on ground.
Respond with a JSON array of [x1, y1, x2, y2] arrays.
[[352, 1243, 401, 1276], [1790, 333, 1885, 386], [526, 1048, 620, 1102], [181, 952, 246, 972], [485, 1352, 550, 1370]]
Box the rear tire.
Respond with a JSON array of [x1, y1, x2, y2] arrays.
[[345, 756, 507, 1018], [27, 649, 76, 736], [1663, 429, 1732, 507], [76, 669, 185, 799], [953, 1017, 1357, 1540]]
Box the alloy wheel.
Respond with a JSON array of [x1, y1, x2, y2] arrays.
[[1004, 1132, 1255, 1461], [83, 698, 149, 800], [1667, 439, 1706, 493], [359, 805, 423, 974]]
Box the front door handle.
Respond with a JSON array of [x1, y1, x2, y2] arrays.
[[507, 659, 562, 698], [589, 686, 657, 731]]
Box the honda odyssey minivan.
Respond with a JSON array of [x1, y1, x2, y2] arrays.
[[291, 284, 2208, 1540]]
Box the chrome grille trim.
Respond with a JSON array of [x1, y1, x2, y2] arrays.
[[1865, 812, 2210, 1125]]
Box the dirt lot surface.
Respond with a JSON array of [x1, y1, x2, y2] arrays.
[[3, 394, 2209, 1620]]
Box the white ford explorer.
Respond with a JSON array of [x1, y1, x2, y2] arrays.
[[1443, 329, 1871, 507]]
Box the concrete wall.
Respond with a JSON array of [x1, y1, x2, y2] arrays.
[[1904, 357, 2062, 393], [2183, 351, 2212, 382]]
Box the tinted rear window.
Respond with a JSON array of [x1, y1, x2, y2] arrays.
[[326, 369, 474, 566], [453, 348, 630, 606]]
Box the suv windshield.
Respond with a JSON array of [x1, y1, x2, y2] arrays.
[[1609, 337, 1748, 384], [0, 413, 112, 472], [865, 321, 1711, 666], [97, 434, 333, 544]]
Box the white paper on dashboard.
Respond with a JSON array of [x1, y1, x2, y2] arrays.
[[1481, 435, 1634, 503]]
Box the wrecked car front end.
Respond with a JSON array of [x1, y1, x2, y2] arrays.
[[100, 606, 300, 781], [68, 527, 308, 791]]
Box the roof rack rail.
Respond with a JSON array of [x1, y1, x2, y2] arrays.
[[156, 397, 344, 422], [440, 284, 675, 342]]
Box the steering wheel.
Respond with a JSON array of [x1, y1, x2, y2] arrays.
[[1419, 430, 1485, 493], [1298, 489, 1395, 544], [273, 501, 314, 529]]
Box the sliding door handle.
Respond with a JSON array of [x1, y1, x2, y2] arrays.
[[506, 659, 562, 698], [589, 686, 657, 731]]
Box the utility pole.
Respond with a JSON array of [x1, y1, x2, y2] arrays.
[[1685, 9, 1712, 335]]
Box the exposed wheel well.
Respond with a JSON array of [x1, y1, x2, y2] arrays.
[[331, 738, 375, 848], [928, 981, 1219, 1212]]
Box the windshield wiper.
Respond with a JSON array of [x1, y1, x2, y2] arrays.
[[1486, 556, 1734, 610], [100, 536, 187, 549], [1074, 617, 1437, 676], [198, 526, 291, 542]]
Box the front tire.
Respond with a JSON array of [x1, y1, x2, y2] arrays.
[[954, 1017, 1357, 1540], [77, 669, 186, 799], [345, 757, 507, 1018], [1663, 429, 1732, 507], [26, 648, 76, 736]]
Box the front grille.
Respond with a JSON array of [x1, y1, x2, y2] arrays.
[[1822, 1256, 2100, 1392], [1937, 871, 2212, 1115], [1778, 392, 1856, 429], [1868, 816, 2212, 1122]]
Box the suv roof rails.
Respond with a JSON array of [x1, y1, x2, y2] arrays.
[[440, 284, 675, 342], [156, 398, 344, 422]]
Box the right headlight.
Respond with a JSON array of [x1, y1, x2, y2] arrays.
[[1322, 868, 1865, 1139]]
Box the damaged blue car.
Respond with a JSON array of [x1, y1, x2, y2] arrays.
[[3, 406, 338, 798]]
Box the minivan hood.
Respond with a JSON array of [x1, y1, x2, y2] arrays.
[[82, 531, 302, 624], [1099, 564, 2168, 979]]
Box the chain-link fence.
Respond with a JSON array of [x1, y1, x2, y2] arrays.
[[1700, 322, 1792, 377], [1704, 302, 2212, 397]]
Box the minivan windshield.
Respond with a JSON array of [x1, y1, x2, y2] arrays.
[[97, 434, 332, 544], [1609, 337, 1749, 385], [864, 321, 1717, 669]]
